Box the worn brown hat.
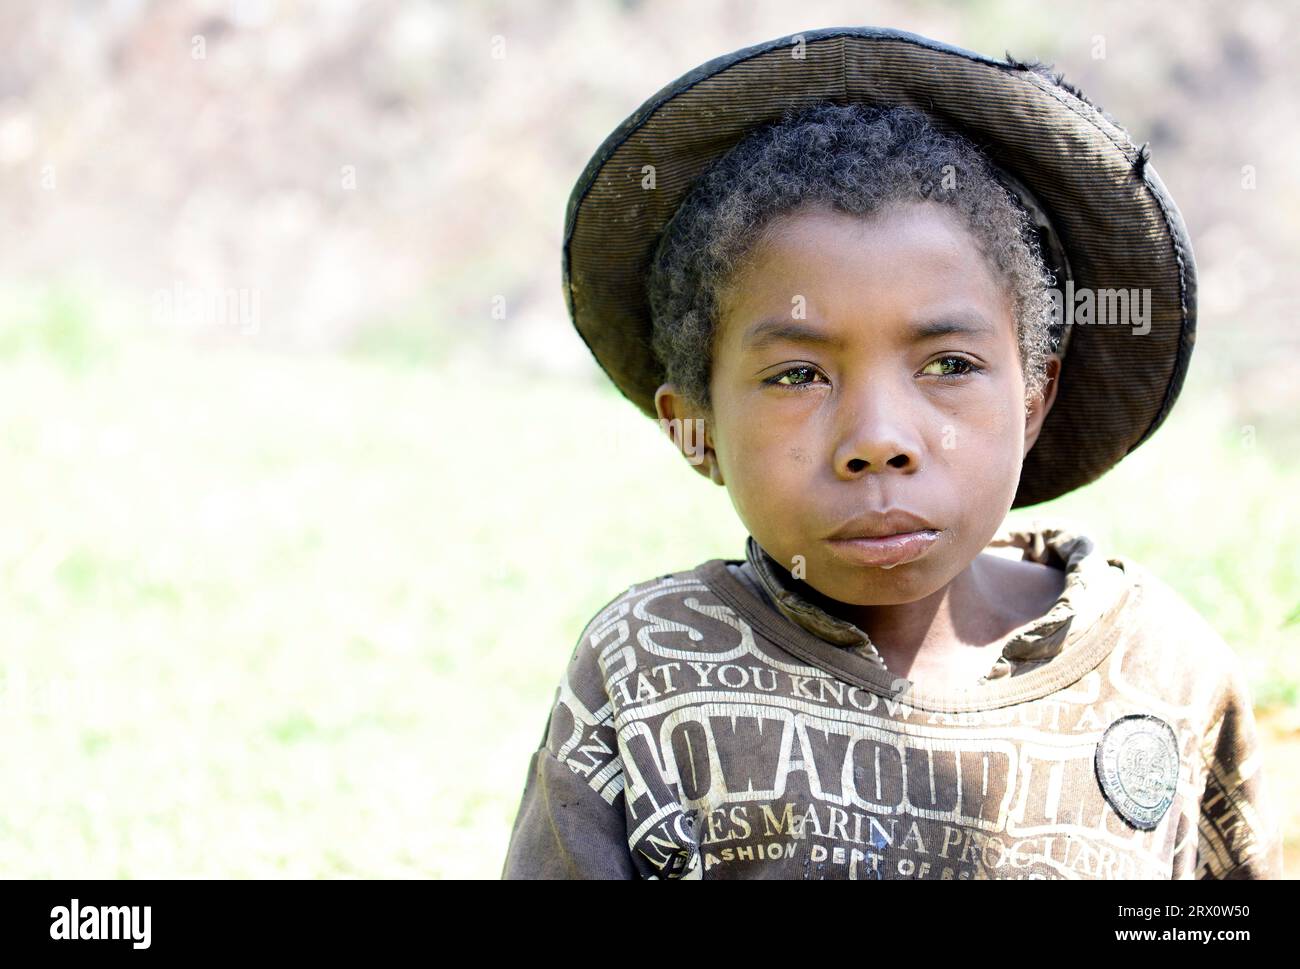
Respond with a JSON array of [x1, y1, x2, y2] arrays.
[[562, 26, 1196, 507]]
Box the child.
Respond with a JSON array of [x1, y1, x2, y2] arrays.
[[501, 27, 1283, 879]]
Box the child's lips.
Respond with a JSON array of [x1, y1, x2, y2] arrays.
[[824, 529, 941, 569]]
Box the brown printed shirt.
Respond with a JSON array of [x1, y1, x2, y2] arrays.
[[500, 524, 1283, 879]]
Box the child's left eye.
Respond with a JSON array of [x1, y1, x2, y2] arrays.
[[920, 356, 981, 378]]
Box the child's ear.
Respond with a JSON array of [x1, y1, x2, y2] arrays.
[[1023, 354, 1062, 457], [654, 383, 725, 485]]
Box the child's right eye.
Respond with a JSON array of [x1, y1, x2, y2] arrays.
[[765, 365, 828, 389]]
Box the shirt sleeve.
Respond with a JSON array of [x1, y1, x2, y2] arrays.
[[500, 592, 644, 880], [499, 732, 640, 880], [1194, 659, 1284, 879]]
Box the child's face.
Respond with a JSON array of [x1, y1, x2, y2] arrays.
[[662, 199, 1058, 606]]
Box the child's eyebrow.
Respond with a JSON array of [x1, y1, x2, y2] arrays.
[[741, 315, 995, 351], [741, 320, 845, 352], [910, 317, 996, 340]]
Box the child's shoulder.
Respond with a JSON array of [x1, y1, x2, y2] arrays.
[[541, 560, 729, 750], [1102, 551, 1253, 711], [561, 559, 734, 674], [569, 560, 729, 644]]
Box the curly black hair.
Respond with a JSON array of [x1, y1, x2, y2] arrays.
[[646, 101, 1060, 415]]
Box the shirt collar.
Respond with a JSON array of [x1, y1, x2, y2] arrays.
[[735, 521, 1127, 683]]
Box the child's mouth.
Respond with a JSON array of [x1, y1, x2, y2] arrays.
[[824, 529, 941, 569]]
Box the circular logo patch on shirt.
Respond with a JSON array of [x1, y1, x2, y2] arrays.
[[1094, 714, 1180, 831]]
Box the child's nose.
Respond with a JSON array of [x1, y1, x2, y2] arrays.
[[831, 386, 923, 479]]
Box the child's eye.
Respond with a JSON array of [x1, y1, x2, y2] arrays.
[[920, 356, 982, 379], [764, 365, 828, 389]]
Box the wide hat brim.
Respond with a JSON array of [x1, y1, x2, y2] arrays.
[[562, 26, 1197, 507]]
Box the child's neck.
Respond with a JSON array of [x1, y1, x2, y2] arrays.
[[805, 552, 1069, 683]]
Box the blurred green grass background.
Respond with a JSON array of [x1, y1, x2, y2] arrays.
[[1, 282, 1295, 878]]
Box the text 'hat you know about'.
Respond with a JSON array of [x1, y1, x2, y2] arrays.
[[561, 26, 1197, 508]]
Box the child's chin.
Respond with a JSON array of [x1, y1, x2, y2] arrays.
[[811, 559, 949, 605]]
